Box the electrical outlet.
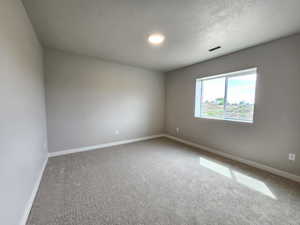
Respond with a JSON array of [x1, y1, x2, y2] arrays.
[[176, 128, 179, 134], [115, 130, 119, 135], [288, 153, 296, 161]]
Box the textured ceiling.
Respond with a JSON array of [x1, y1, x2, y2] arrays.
[[22, 0, 300, 71]]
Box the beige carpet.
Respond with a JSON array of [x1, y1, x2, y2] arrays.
[[27, 138, 300, 225]]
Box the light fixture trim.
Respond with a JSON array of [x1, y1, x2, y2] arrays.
[[148, 33, 165, 45]]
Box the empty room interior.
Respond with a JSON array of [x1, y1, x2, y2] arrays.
[[2, 0, 300, 224]]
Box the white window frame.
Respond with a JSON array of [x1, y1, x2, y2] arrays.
[[194, 68, 257, 123]]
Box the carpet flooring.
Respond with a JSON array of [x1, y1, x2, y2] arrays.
[[27, 138, 300, 225]]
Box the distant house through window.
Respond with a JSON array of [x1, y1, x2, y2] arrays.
[[195, 68, 257, 123]]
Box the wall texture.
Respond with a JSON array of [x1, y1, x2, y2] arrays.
[[166, 34, 300, 176], [0, 1, 47, 225], [45, 49, 165, 153]]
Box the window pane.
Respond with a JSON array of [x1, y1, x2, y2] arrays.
[[225, 74, 257, 121], [201, 77, 225, 119]]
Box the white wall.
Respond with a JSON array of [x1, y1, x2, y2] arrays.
[[0, 1, 47, 225], [166, 34, 300, 176], [45, 49, 165, 153]]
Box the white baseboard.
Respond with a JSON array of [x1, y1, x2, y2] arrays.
[[164, 134, 300, 183], [48, 134, 165, 157], [48, 133, 300, 183], [20, 157, 48, 225]]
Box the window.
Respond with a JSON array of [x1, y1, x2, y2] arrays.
[[195, 68, 257, 123]]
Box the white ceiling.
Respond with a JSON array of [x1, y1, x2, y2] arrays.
[[22, 0, 300, 72]]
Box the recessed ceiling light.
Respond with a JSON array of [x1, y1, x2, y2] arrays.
[[148, 33, 165, 45]]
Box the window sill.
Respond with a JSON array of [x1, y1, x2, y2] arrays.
[[194, 116, 254, 124]]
